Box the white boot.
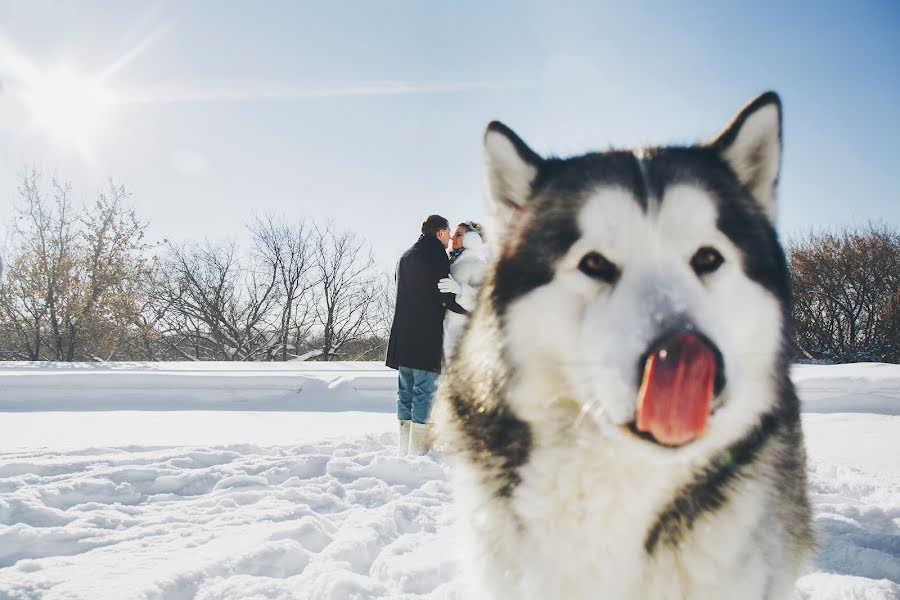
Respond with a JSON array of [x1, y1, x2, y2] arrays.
[[408, 422, 433, 456], [398, 420, 411, 456]]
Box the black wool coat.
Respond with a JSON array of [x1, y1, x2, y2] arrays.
[[386, 235, 465, 373]]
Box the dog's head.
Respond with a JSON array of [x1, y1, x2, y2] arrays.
[[480, 92, 791, 453]]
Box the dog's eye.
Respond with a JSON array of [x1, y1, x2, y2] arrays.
[[578, 252, 619, 283], [691, 247, 724, 276]]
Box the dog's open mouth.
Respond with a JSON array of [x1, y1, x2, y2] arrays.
[[626, 331, 721, 447]]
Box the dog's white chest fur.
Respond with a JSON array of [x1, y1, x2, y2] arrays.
[[452, 416, 789, 600]]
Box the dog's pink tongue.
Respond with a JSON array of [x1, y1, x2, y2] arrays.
[[635, 332, 716, 446]]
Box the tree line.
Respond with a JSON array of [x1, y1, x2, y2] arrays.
[[788, 222, 898, 364], [0, 170, 394, 362], [0, 171, 897, 363]]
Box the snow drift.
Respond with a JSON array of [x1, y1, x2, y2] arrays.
[[0, 361, 897, 599]]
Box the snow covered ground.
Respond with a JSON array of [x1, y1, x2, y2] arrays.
[[0, 362, 897, 599]]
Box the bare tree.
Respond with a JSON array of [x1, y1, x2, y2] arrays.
[[789, 222, 900, 363], [76, 183, 152, 359], [153, 240, 279, 360], [249, 216, 316, 360], [133, 260, 170, 360], [0, 171, 149, 360], [335, 271, 396, 361], [310, 223, 385, 361], [0, 173, 394, 363], [0, 171, 77, 359]]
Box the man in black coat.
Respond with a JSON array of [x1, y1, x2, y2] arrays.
[[386, 214, 466, 455]]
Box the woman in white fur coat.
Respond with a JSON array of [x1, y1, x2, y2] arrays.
[[438, 222, 488, 360]]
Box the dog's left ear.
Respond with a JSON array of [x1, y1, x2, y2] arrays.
[[483, 121, 543, 248], [708, 92, 782, 224]]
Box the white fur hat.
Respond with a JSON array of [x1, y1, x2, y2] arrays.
[[462, 230, 484, 250]]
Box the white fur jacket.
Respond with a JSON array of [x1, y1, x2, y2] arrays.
[[444, 231, 488, 360]]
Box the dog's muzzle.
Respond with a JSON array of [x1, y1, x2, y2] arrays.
[[629, 330, 726, 447]]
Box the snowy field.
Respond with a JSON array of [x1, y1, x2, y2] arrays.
[[0, 362, 897, 599]]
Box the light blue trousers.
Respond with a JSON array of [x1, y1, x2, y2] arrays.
[[396, 366, 439, 424]]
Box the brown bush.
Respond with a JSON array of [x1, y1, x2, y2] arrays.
[[788, 222, 899, 363]]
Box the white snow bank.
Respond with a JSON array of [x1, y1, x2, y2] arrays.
[[803, 414, 900, 477], [796, 458, 900, 598], [3, 361, 897, 415], [0, 434, 459, 599], [0, 411, 397, 452], [0, 361, 396, 412], [0, 414, 896, 600], [793, 362, 900, 415], [0, 362, 897, 599]]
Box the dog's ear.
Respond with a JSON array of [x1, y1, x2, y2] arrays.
[[708, 92, 782, 224], [484, 121, 543, 244]]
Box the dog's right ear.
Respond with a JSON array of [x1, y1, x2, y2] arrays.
[[484, 121, 542, 243], [708, 92, 782, 224]]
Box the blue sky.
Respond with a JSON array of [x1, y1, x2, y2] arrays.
[[0, 0, 898, 272]]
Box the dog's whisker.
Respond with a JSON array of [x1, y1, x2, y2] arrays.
[[573, 398, 598, 429]]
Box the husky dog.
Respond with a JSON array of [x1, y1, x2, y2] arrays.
[[434, 92, 814, 599]]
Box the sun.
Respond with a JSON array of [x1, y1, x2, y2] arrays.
[[23, 66, 117, 149]]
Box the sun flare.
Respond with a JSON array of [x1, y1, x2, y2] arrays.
[[23, 66, 117, 148]]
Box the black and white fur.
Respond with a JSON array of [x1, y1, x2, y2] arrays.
[[434, 92, 814, 599]]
